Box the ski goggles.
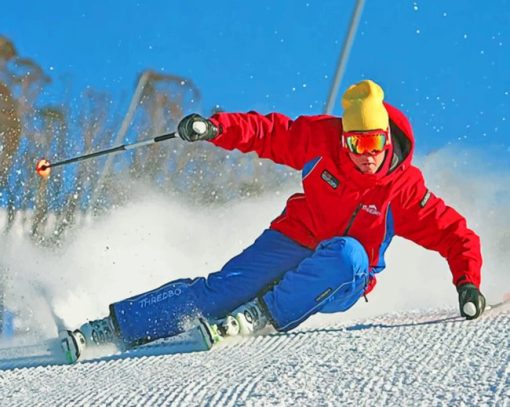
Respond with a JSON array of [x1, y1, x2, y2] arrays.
[[343, 129, 390, 155]]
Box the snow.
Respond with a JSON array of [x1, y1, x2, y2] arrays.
[[0, 149, 509, 405], [0, 308, 509, 405]]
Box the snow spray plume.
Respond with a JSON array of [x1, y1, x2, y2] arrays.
[[1, 148, 508, 337]]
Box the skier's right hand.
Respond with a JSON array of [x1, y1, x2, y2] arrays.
[[177, 114, 219, 142], [457, 283, 486, 320]]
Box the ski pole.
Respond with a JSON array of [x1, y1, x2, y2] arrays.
[[486, 291, 510, 311], [35, 131, 177, 178]]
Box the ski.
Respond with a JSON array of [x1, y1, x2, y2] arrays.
[[2, 295, 507, 371], [0, 324, 213, 371], [0, 313, 244, 370]]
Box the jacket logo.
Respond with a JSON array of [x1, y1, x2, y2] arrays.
[[420, 190, 431, 208], [315, 288, 332, 302], [361, 204, 381, 216], [321, 170, 339, 189]]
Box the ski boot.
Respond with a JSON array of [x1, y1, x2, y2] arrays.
[[196, 315, 241, 349], [60, 316, 117, 363], [230, 298, 268, 335], [197, 298, 269, 349]]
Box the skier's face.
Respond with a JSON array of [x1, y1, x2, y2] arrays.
[[348, 150, 386, 174]]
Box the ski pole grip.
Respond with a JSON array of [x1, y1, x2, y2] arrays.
[[154, 132, 177, 143]]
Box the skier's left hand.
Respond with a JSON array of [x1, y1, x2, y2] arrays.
[[177, 114, 219, 142], [457, 283, 486, 320]]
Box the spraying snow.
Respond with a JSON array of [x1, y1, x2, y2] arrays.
[[0, 148, 508, 340], [0, 148, 508, 405]]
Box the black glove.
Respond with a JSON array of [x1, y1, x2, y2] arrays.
[[177, 114, 219, 142], [457, 283, 486, 320]]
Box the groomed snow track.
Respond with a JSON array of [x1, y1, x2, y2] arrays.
[[0, 308, 508, 406]]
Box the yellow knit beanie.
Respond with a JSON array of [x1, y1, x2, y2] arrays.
[[341, 80, 389, 132]]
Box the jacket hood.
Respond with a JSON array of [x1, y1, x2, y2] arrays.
[[337, 102, 415, 190]]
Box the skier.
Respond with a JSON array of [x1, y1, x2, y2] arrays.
[[61, 79, 485, 362]]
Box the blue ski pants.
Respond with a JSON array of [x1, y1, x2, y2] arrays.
[[110, 229, 369, 346]]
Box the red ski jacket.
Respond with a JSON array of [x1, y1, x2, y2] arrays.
[[209, 104, 482, 291]]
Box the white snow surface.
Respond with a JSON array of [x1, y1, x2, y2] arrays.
[[0, 308, 509, 406], [0, 149, 509, 405]]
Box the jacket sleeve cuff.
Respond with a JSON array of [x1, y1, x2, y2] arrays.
[[454, 273, 480, 289]]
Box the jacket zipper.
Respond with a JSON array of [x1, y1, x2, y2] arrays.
[[343, 203, 362, 235]]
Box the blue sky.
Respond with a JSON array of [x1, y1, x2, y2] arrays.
[[1, 0, 509, 159]]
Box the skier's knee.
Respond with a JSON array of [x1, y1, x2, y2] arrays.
[[316, 236, 369, 276]]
